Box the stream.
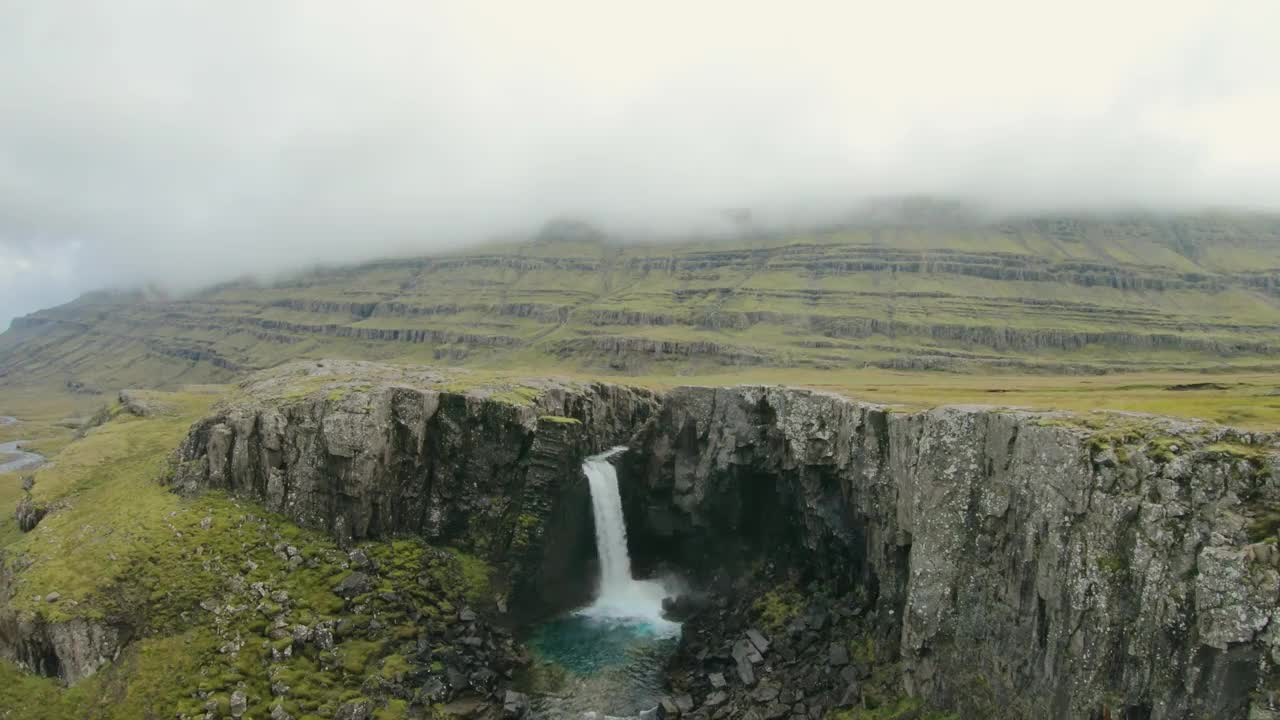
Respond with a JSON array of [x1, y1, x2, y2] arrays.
[[0, 417, 46, 474]]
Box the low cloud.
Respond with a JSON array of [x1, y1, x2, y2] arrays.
[[2, 1, 1278, 326]]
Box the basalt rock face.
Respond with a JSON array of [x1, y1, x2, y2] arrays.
[[170, 373, 659, 621], [0, 557, 131, 683], [621, 386, 1280, 720]]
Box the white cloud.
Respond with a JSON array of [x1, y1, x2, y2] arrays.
[[0, 0, 1277, 326]]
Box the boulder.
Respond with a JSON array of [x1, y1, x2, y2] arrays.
[[828, 642, 849, 667], [503, 690, 529, 718], [334, 699, 372, 720], [751, 684, 779, 704], [332, 572, 371, 598], [746, 628, 770, 655], [348, 548, 376, 570]]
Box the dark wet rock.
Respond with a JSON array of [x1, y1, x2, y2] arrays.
[[334, 699, 372, 720], [332, 572, 371, 598], [502, 689, 529, 718], [827, 642, 848, 667], [762, 703, 789, 720], [662, 592, 709, 622], [469, 667, 498, 693], [459, 607, 477, 622], [751, 684, 780, 704], [348, 548, 376, 570], [446, 666, 468, 694], [746, 629, 770, 655], [734, 655, 755, 686], [836, 679, 861, 708], [419, 677, 448, 703]]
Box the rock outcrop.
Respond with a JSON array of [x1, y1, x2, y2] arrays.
[[14, 495, 46, 532], [0, 556, 130, 683], [118, 389, 173, 417], [621, 386, 1280, 720]]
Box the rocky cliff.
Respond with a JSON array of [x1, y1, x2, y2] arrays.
[[168, 362, 660, 621], [162, 364, 1280, 719], [621, 386, 1280, 720]]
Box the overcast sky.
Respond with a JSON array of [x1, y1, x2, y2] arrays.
[[2, 0, 1279, 328]]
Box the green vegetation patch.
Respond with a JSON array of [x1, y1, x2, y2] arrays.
[[489, 385, 541, 406], [538, 415, 581, 425], [752, 584, 805, 634]]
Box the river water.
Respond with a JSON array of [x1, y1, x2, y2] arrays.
[[0, 417, 46, 474], [526, 448, 680, 719], [0, 441, 44, 474]]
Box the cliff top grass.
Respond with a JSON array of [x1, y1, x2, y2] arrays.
[[226, 360, 1280, 430]]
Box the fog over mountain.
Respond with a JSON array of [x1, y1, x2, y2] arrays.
[[2, 0, 1278, 327]]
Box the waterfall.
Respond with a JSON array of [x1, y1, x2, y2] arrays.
[[580, 447, 677, 633], [583, 447, 635, 595]]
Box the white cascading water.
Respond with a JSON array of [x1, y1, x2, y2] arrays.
[[579, 447, 678, 634]]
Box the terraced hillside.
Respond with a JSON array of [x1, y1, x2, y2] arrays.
[[4, 212, 1280, 391]]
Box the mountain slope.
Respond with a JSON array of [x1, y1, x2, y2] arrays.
[[4, 212, 1280, 392]]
